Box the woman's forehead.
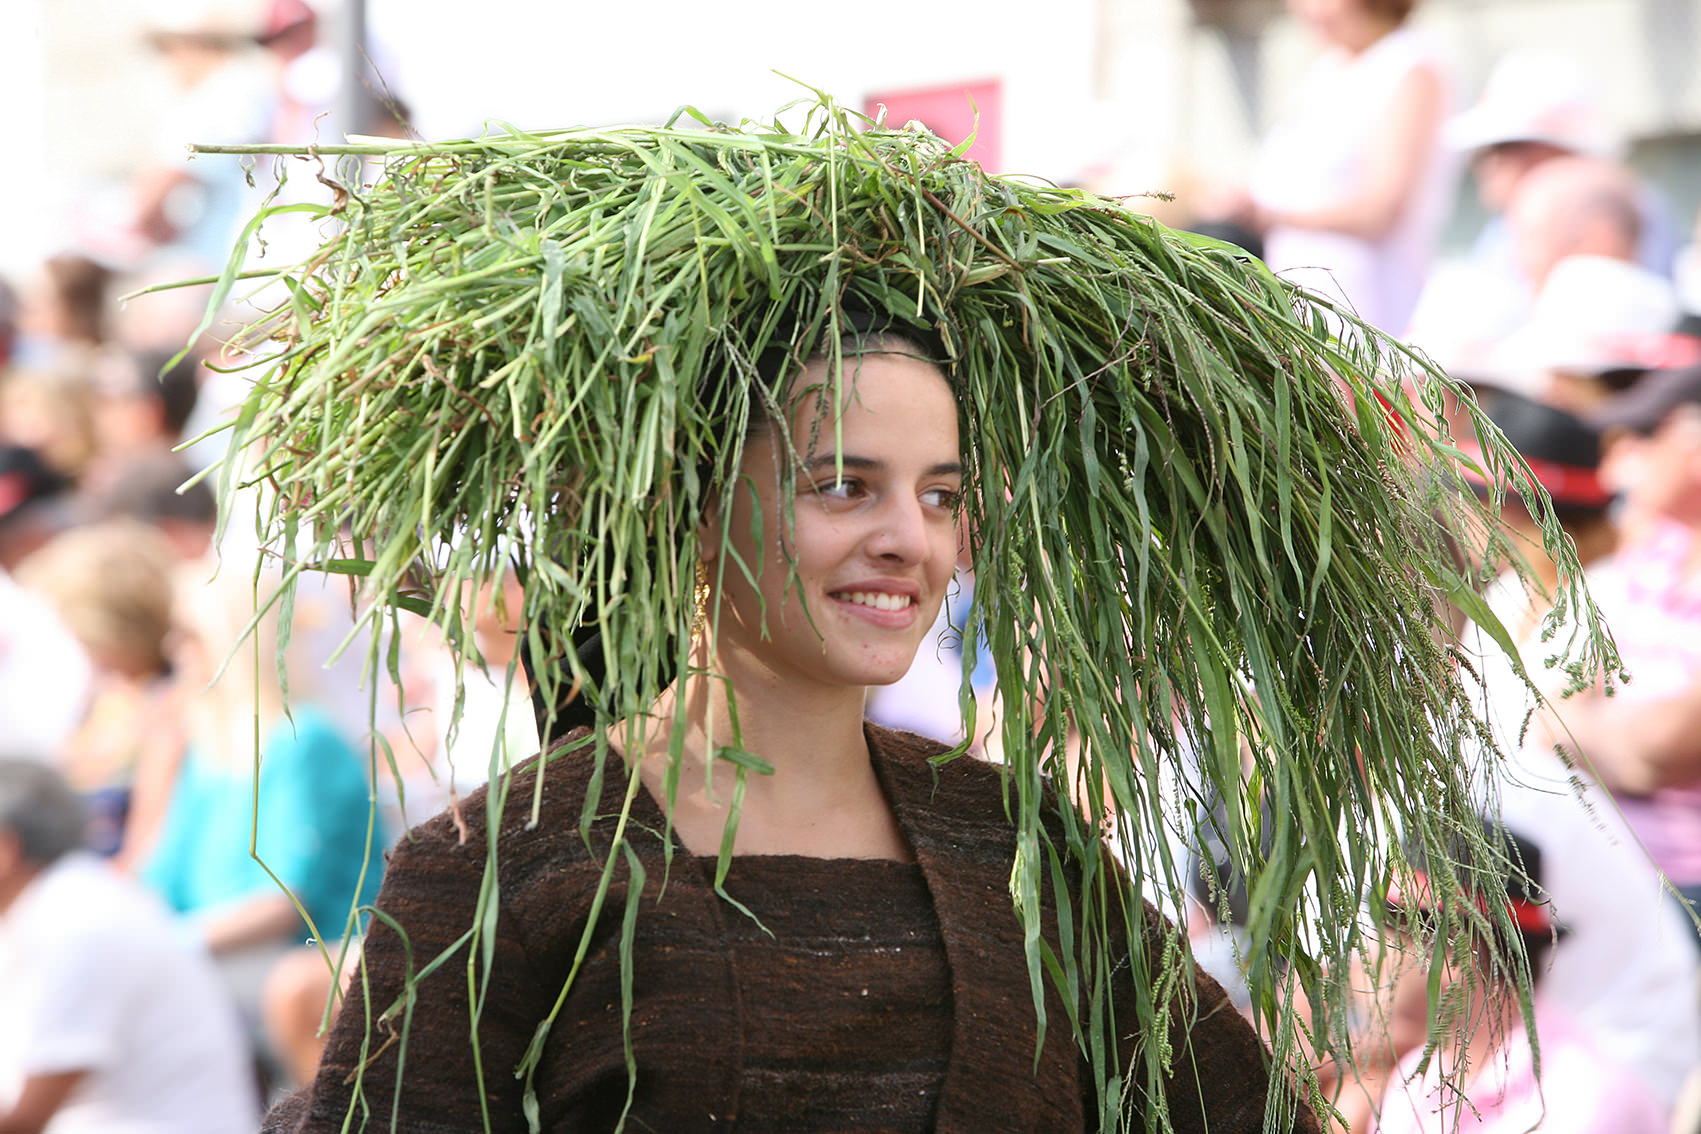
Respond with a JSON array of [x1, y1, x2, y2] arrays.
[[780, 352, 959, 453]]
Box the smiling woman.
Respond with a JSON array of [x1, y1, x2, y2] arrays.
[[585, 333, 963, 870], [633, 344, 966, 860], [194, 95, 1609, 1134], [263, 305, 1304, 1134]]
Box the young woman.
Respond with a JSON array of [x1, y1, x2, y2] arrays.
[[215, 101, 1599, 1134], [263, 317, 1310, 1133]]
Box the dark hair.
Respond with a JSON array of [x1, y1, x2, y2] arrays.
[[135, 349, 204, 440], [0, 760, 88, 865], [740, 298, 950, 438], [45, 254, 111, 347], [527, 294, 951, 744], [1360, 0, 1418, 22], [92, 451, 217, 528], [0, 445, 70, 531]]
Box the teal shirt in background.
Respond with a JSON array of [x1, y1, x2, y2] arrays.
[[143, 709, 385, 940]]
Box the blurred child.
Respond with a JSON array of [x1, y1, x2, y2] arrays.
[[13, 521, 179, 856]]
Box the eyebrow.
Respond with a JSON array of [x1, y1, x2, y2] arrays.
[[802, 455, 964, 477]]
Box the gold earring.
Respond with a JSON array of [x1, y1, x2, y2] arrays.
[[692, 559, 711, 636]]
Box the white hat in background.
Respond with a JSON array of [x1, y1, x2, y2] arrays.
[[1445, 49, 1624, 160], [1404, 260, 1532, 379], [1477, 255, 1699, 395]]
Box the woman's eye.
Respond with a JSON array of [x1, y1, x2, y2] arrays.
[[815, 478, 863, 501], [922, 487, 961, 510]]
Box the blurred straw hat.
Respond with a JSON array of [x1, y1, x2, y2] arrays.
[[1474, 255, 1698, 396], [1446, 49, 1624, 160]]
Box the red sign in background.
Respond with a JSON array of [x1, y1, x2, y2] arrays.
[[863, 80, 1003, 172]]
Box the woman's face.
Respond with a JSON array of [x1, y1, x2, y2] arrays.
[[705, 348, 962, 693]]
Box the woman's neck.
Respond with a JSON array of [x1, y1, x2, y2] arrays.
[[618, 640, 910, 859]]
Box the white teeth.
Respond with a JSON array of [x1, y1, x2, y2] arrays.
[[837, 591, 913, 612]]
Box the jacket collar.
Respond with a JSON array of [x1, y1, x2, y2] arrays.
[[867, 724, 1084, 1132]]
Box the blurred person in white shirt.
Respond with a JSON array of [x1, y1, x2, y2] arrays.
[[0, 759, 258, 1134]]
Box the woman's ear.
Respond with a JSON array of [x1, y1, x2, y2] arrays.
[[696, 511, 722, 564]]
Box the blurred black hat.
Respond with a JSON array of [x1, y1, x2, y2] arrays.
[[1459, 387, 1609, 512], [1387, 820, 1560, 941], [0, 446, 69, 529], [1587, 364, 1701, 436]]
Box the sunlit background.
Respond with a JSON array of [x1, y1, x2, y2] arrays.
[[9, 0, 1701, 277]]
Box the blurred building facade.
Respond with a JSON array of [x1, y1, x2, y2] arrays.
[[18, 0, 1701, 276], [1111, 0, 1701, 239]]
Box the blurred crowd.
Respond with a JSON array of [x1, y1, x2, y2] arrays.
[[1179, 2, 1701, 1132], [7, 0, 1701, 1129], [0, 2, 536, 1130]]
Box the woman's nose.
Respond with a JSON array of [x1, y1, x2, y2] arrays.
[[867, 496, 930, 563]]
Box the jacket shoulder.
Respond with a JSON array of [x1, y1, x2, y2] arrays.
[[392, 729, 621, 878]]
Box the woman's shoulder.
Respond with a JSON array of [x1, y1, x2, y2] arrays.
[[391, 728, 629, 879], [1367, 25, 1453, 92], [865, 722, 1006, 802], [865, 722, 1076, 844]]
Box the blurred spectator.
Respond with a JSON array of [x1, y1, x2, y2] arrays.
[[1421, 156, 1693, 406], [1451, 388, 1701, 1116], [1409, 58, 1681, 376], [96, 349, 199, 451], [1462, 254, 1696, 411], [13, 522, 180, 856], [413, 570, 537, 809], [1508, 155, 1645, 293], [12, 255, 112, 374], [12, 522, 174, 687], [260, 941, 347, 1090], [88, 450, 218, 561], [1540, 367, 1701, 935], [263, 569, 538, 1088], [0, 568, 91, 764], [138, 564, 384, 1066], [1232, 0, 1456, 333], [0, 445, 72, 571], [258, 0, 339, 146], [1445, 49, 1678, 280], [1371, 825, 1667, 1133], [108, 254, 222, 359], [368, 569, 535, 838], [0, 758, 258, 1133], [1676, 203, 1701, 338], [129, 0, 275, 266], [82, 348, 204, 495], [0, 370, 98, 489], [0, 277, 19, 371]]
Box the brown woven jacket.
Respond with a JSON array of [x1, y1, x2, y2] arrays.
[[266, 724, 1317, 1133]]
